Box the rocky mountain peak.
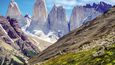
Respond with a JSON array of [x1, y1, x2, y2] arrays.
[[27, 0, 48, 32], [46, 5, 69, 37], [6, 0, 22, 18], [52, 5, 58, 11], [69, 6, 87, 31], [69, 4, 104, 31], [85, 2, 112, 13], [32, 0, 47, 21]]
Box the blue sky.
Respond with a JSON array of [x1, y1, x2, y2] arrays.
[[0, 0, 115, 16]]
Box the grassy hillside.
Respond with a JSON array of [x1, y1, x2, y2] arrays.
[[39, 31, 115, 65], [41, 44, 115, 65], [28, 7, 115, 65]]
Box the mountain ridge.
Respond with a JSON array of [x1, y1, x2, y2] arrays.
[[28, 6, 115, 65], [6, 0, 112, 38]]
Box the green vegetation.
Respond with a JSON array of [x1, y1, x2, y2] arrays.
[[41, 44, 115, 65], [24, 49, 37, 57], [12, 55, 24, 64]]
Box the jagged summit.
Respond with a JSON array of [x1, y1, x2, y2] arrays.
[[27, 0, 48, 32], [27, 1, 112, 38], [6, 0, 27, 28], [85, 2, 112, 13], [69, 2, 112, 31], [32, 0, 47, 21], [69, 6, 101, 31], [46, 5, 69, 37], [6, 0, 22, 18]]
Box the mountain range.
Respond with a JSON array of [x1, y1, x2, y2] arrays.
[[28, 6, 115, 65], [0, 0, 114, 65], [6, 0, 112, 38]]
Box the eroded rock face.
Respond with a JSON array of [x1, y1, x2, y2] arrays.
[[46, 5, 69, 37], [0, 16, 19, 39], [7, 17, 39, 57], [27, 0, 47, 32], [69, 6, 101, 31], [0, 40, 26, 65], [33, 0, 47, 21], [0, 24, 19, 49], [0, 16, 39, 57]]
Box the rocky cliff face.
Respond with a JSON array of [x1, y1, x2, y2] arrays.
[[0, 39, 27, 65], [0, 16, 39, 57], [32, 0, 47, 21], [0, 17, 27, 65], [0, 24, 17, 49], [69, 2, 112, 31], [69, 6, 101, 31], [27, 0, 47, 32], [28, 6, 115, 64], [46, 5, 69, 37], [0, 15, 56, 64]]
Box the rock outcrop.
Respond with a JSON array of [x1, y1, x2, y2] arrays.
[[0, 39, 27, 65], [0, 16, 39, 57], [0, 24, 17, 49], [46, 5, 69, 37]]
